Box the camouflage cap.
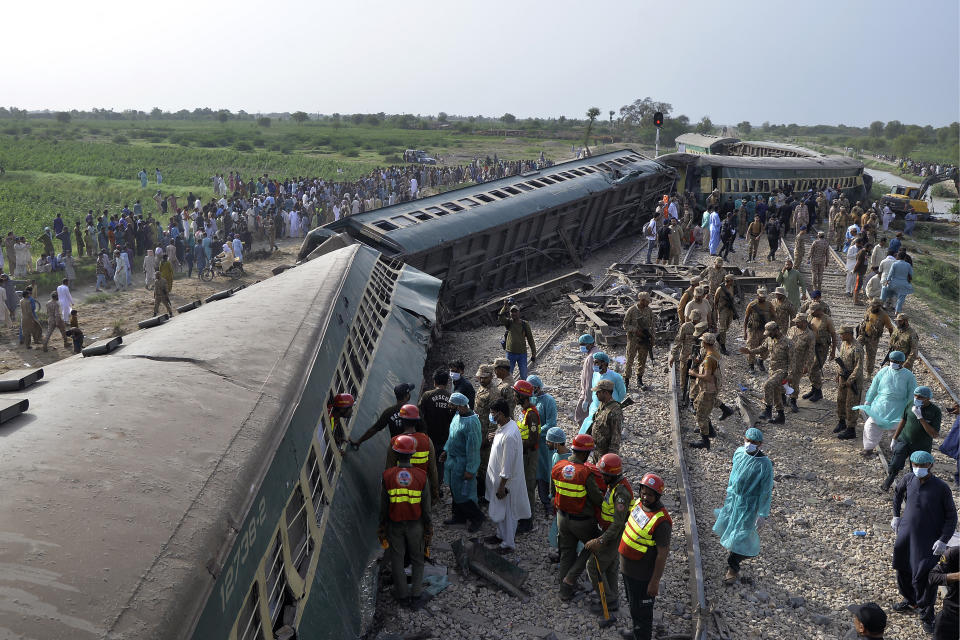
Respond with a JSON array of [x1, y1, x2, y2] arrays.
[[638, 291, 651, 301], [763, 321, 779, 334], [592, 379, 615, 392], [724, 274, 735, 282], [793, 313, 806, 323], [693, 321, 709, 336], [839, 325, 855, 334], [691, 276, 702, 285], [494, 357, 511, 369], [757, 287, 768, 296], [700, 332, 717, 345], [475, 364, 494, 378]]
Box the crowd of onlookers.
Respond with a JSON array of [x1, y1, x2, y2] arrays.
[[873, 154, 957, 179]]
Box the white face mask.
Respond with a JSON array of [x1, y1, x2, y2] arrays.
[[592, 365, 601, 373], [914, 398, 924, 408], [913, 466, 929, 478], [449, 371, 461, 381], [580, 345, 589, 353], [890, 362, 902, 370], [489, 413, 496, 424], [745, 443, 759, 453]]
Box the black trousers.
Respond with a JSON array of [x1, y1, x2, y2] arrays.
[[451, 499, 485, 525], [728, 551, 750, 572], [622, 574, 655, 640], [897, 565, 937, 622]]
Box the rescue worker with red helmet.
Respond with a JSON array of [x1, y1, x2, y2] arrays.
[[552, 433, 604, 600], [379, 434, 432, 608], [619, 472, 673, 640], [582, 453, 633, 616], [385, 404, 439, 503], [328, 392, 355, 446], [514, 379, 541, 535]]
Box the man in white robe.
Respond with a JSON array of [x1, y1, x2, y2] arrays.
[[56, 279, 73, 323], [485, 399, 531, 552]]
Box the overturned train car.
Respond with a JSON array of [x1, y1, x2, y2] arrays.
[[306, 150, 676, 312], [0, 244, 441, 640]]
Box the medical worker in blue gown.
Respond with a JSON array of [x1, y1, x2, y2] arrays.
[[853, 350, 917, 457], [713, 427, 774, 585], [578, 352, 626, 434], [527, 375, 557, 517], [443, 392, 484, 532]]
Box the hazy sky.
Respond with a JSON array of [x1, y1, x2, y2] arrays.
[[4, 0, 958, 127]]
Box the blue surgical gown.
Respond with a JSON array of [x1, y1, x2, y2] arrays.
[[853, 365, 917, 430], [443, 412, 482, 504], [713, 447, 774, 557], [579, 370, 626, 434], [534, 392, 558, 482]]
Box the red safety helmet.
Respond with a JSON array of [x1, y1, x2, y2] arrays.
[[598, 453, 623, 476], [333, 393, 354, 408], [392, 434, 417, 454], [399, 404, 420, 420], [571, 434, 595, 452], [640, 472, 664, 495], [513, 380, 534, 397]]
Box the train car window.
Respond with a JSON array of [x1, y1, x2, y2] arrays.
[[389, 216, 417, 228], [595, 163, 611, 171], [526, 180, 545, 188], [489, 190, 509, 199], [458, 197, 481, 206], [236, 583, 265, 640], [580, 167, 595, 174], [569, 170, 585, 177], [440, 202, 464, 212], [539, 177, 556, 184], [265, 535, 293, 631], [475, 193, 494, 202], [374, 221, 398, 232], [503, 186, 521, 195], [413, 212, 433, 221], [306, 447, 329, 526], [512, 183, 533, 192], [286, 486, 312, 579], [425, 206, 448, 216], [559, 172, 576, 179], [547, 174, 565, 181]]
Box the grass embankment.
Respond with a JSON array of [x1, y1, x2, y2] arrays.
[[899, 221, 960, 332]]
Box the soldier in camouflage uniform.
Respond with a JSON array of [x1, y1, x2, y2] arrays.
[[623, 291, 655, 390], [832, 206, 848, 251], [740, 321, 793, 424], [808, 231, 830, 291], [700, 257, 726, 315], [804, 303, 836, 403], [834, 325, 865, 441], [493, 357, 516, 416], [590, 379, 624, 460], [677, 276, 701, 325], [770, 287, 796, 335], [793, 225, 809, 267], [887, 313, 920, 370], [670, 310, 702, 402], [787, 313, 816, 413], [743, 287, 772, 372], [857, 298, 894, 375], [799, 289, 832, 318], [688, 332, 722, 450], [713, 274, 738, 355], [474, 364, 501, 503]]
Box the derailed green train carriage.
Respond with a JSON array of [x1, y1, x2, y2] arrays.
[[0, 244, 441, 640]]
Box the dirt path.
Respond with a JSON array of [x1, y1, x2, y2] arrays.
[[0, 237, 303, 375]]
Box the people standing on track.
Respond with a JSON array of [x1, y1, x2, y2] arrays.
[[808, 231, 830, 291], [854, 351, 917, 458], [743, 287, 772, 373], [770, 287, 795, 336], [494, 357, 517, 417], [740, 321, 792, 425], [380, 434, 431, 608], [881, 249, 914, 314], [589, 379, 624, 460], [858, 298, 894, 375], [677, 276, 701, 325], [765, 215, 781, 261], [713, 427, 774, 585], [498, 301, 537, 381], [580, 351, 626, 434], [804, 303, 836, 403], [887, 313, 920, 371], [882, 386, 942, 491], [527, 375, 557, 517], [473, 364, 500, 504], [746, 215, 763, 262], [890, 450, 957, 635], [619, 472, 672, 640], [835, 325, 865, 441], [670, 311, 701, 403], [928, 544, 959, 639], [582, 453, 632, 618], [442, 392, 484, 532], [513, 379, 540, 535], [688, 332, 722, 449], [554, 433, 603, 599], [776, 258, 805, 309], [786, 313, 815, 413], [576, 334, 599, 424], [623, 291, 654, 390], [713, 274, 737, 355]]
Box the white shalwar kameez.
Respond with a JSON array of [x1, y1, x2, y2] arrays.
[[485, 420, 531, 550], [56, 284, 73, 323]]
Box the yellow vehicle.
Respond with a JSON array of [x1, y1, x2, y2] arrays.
[[880, 167, 959, 217]]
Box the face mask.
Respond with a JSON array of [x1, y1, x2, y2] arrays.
[[489, 413, 496, 424], [592, 365, 600, 372], [745, 443, 758, 453], [449, 371, 461, 381], [914, 398, 924, 408], [891, 363, 902, 370], [913, 466, 929, 478], [580, 345, 589, 353]]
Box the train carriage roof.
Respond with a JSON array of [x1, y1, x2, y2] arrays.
[[325, 149, 674, 256], [0, 244, 439, 640], [658, 152, 863, 171]]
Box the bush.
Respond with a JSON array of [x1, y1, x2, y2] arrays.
[[233, 141, 253, 151], [344, 149, 359, 157], [113, 135, 129, 144]]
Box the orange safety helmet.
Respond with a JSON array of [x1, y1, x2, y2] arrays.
[[571, 433, 596, 452], [392, 434, 417, 454], [398, 404, 420, 420], [640, 472, 664, 495], [333, 393, 355, 408], [598, 453, 623, 476], [513, 379, 535, 397]]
